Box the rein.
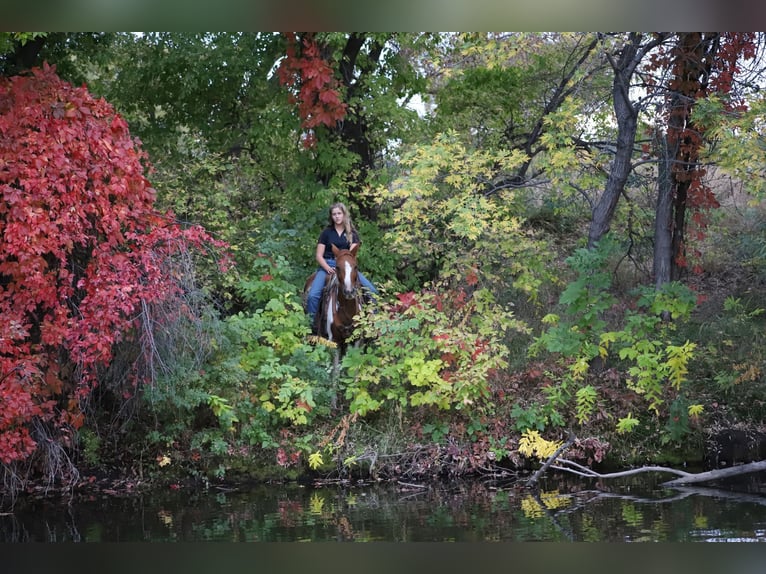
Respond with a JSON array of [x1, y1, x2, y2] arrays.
[[327, 272, 362, 307]]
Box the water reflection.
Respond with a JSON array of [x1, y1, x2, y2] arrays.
[[2, 474, 766, 542]]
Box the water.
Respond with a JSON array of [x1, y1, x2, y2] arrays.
[[2, 473, 766, 542]]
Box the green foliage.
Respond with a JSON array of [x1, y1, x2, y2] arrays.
[[695, 92, 766, 199], [531, 238, 619, 360], [0, 32, 46, 54], [609, 284, 697, 413], [723, 295, 765, 323], [615, 413, 640, 434], [88, 33, 289, 157], [691, 294, 765, 401], [138, 253, 333, 477], [143, 368, 212, 446], [662, 395, 690, 444], [435, 66, 524, 149], [353, 218, 409, 292], [207, 394, 239, 432], [422, 421, 450, 443], [378, 131, 555, 297], [575, 385, 598, 425], [510, 402, 548, 433], [733, 216, 766, 282], [77, 428, 102, 468], [533, 237, 700, 430], [226, 283, 332, 429], [342, 283, 526, 417]]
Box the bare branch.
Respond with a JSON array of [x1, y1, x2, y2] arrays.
[[527, 430, 577, 486], [527, 433, 766, 489], [661, 460, 766, 487]]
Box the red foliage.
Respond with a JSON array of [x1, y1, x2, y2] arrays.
[[277, 33, 348, 142], [465, 266, 479, 287], [648, 33, 756, 271], [0, 64, 225, 466], [395, 291, 418, 311]]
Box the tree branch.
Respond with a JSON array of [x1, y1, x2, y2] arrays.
[[528, 436, 766, 489], [527, 430, 577, 487], [661, 460, 766, 487], [552, 459, 694, 481]]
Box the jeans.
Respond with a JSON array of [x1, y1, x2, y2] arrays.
[[306, 259, 378, 317]]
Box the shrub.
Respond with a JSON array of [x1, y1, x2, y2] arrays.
[[0, 64, 224, 483]]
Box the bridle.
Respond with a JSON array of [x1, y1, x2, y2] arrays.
[[334, 252, 362, 303]]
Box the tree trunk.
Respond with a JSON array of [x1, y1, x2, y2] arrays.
[[587, 35, 643, 248], [2, 34, 47, 77], [587, 33, 670, 248], [653, 33, 720, 288], [653, 132, 674, 289], [661, 460, 766, 487], [334, 33, 388, 222]]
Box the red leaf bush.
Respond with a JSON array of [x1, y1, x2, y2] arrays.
[[0, 64, 225, 469]]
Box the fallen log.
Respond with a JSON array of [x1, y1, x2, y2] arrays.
[[526, 434, 766, 488], [660, 460, 766, 487]]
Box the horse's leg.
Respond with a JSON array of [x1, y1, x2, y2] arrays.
[[325, 307, 334, 343], [324, 286, 337, 342], [330, 348, 341, 410]]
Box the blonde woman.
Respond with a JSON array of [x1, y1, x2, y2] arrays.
[[306, 202, 377, 329]]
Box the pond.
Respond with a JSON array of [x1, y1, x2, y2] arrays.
[[2, 472, 766, 542]]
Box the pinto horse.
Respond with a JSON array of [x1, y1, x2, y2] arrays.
[[304, 244, 363, 356]]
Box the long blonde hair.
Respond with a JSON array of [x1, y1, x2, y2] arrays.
[[328, 202, 355, 239]]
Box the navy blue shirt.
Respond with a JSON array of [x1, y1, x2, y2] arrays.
[[318, 227, 360, 261]]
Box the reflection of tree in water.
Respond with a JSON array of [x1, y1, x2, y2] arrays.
[[2, 477, 766, 541], [526, 475, 766, 542]]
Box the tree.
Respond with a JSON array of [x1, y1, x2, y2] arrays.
[[581, 33, 759, 286], [430, 33, 604, 194], [525, 431, 766, 488], [587, 33, 670, 248], [0, 33, 116, 83], [0, 32, 48, 76], [77, 33, 319, 309], [278, 32, 429, 219], [651, 33, 757, 287], [0, 64, 223, 486]]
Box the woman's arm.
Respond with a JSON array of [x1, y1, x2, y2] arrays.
[[315, 243, 334, 274]]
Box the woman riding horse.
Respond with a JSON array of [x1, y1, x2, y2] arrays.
[[306, 202, 377, 336]]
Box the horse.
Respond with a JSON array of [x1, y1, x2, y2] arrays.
[[303, 243, 364, 357], [304, 244, 364, 409]]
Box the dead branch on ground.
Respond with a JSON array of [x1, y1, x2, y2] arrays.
[[527, 434, 766, 488]]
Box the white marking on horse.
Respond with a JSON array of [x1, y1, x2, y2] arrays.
[[342, 260, 353, 294], [325, 297, 335, 341]]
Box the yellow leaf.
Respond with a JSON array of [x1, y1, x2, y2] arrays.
[[308, 451, 324, 470], [688, 404, 704, 417], [309, 492, 325, 514]]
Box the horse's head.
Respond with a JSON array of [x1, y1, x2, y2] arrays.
[[332, 244, 360, 300]]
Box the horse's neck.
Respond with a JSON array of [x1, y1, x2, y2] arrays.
[[337, 294, 359, 315], [330, 283, 361, 317]]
